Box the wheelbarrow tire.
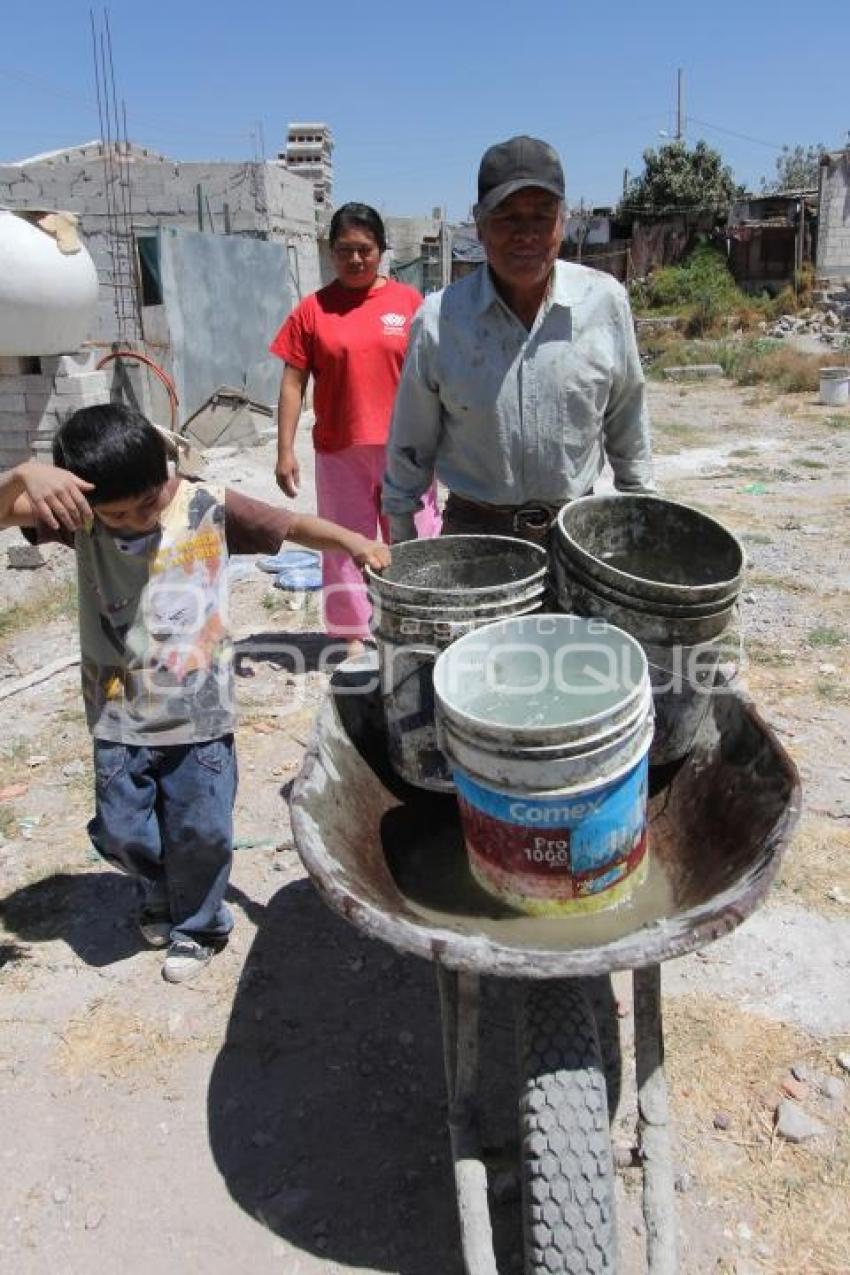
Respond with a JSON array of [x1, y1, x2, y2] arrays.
[[518, 980, 617, 1274]]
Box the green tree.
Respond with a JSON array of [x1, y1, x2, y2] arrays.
[[760, 143, 825, 193], [622, 139, 740, 212]]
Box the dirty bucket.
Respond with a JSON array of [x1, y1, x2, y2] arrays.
[[433, 614, 653, 915], [366, 536, 547, 790], [819, 367, 850, 407], [553, 495, 744, 764]]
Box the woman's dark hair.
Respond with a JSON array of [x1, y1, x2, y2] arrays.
[[53, 403, 169, 505], [329, 202, 386, 253]]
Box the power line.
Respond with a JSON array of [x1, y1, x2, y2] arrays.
[[0, 62, 260, 144], [686, 115, 785, 151], [0, 64, 89, 106]]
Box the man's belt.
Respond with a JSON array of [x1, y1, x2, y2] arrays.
[[445, 492, 566, 535]]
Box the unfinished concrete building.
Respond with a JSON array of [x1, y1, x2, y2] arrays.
[[279, 123, 334, 217], [0, 142, 320, 342], [0, 142, 321, 464]]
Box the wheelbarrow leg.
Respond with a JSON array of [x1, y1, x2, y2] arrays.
[[634, 964, 678, 1275], [435, 964, 498, 1275]]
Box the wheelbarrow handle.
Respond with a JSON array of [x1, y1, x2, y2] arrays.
[[435, 966, 498, 1275], [634, 964, 678, 1275]]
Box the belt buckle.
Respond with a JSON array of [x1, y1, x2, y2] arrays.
[[513, 503, 552, 534]]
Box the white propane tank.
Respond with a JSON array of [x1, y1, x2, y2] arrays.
[[0, 209, 99, 355]]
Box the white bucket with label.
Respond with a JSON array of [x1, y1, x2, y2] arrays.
[[433, 614, 653, 916], [819, 367, 850, 407]]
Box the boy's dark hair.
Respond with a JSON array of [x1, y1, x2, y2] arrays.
[[53, 404, 169, 505], [329, 202, 387, 253]]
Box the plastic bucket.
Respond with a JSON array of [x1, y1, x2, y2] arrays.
[[555, 495, 743, 607], [366, 536, 547, 790], [551, 541, 739, 618], [819, 367, 850, 407], [552, 495, 744, 763], [433, 614, 653, 915], [553, 558, 736, 645]]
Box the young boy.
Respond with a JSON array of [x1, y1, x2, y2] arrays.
[[0, 404, 390, 984]]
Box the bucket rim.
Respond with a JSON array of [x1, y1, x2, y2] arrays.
[[433, 613, 650, 738], [364, 534, 548, 599], [555, 494, 744, 601], [368, 581, 546, 617], [450, 716, 654, 802], [818, 366, 850, 378], [439, 679, 653, 758]]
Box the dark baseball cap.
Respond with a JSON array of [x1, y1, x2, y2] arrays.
[[475, 135, 565, 218]]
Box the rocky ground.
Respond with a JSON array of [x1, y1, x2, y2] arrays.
[[0, 380, 848, 1274], [763, 280, 850, 347]]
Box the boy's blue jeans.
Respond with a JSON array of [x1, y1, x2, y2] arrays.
[[87, 735, 237, 945]]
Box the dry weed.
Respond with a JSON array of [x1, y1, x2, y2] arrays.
[[54, 996, 218, 1081], [772, 814, 850, 915], [665, 995, 850, 1274]]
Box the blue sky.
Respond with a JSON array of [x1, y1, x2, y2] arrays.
[[1, 1, 848, 220]]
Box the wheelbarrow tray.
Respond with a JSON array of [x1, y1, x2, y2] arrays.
[[290, 657, 801, 979], [291, 658, 801, 1273]]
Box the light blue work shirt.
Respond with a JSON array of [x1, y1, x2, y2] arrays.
[[382, 260, 654, 515]]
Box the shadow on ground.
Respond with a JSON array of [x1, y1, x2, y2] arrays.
[[207, 879, 543, 1275], [0, 870, 142, 967], [234, 630, 353, 679]]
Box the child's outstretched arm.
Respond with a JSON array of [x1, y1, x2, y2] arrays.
[[286, 512, 391, 571], [224, 489, 392, 571], [0, 460, 94, 531]]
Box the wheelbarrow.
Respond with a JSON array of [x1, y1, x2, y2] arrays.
[[290, 655, 800, 1274]]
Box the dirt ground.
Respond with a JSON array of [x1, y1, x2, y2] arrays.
[[0, 379, 848, 1275]]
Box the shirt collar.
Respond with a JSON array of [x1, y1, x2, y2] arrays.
[[472, 259, 592, 317]]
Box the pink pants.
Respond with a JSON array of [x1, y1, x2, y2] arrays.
[[315, 444, 441, 638]]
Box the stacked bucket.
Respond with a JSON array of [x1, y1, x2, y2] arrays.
[[365, 495, 743, 917], [551, 495, 744, 764], [366, 536, 547, 790]]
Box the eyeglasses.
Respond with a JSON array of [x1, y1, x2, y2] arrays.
[[332, 243, 379, 259]]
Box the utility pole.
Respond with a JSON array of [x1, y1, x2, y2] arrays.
[[440, 207, 452, 287], [676, 68, 685, 141], [795, 196, 806, 280]]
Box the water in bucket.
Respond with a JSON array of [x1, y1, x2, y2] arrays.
[[433, 615, 654, 916]]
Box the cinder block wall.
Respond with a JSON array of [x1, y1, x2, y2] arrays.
[[0, 352, 110, 470], [817, 151, 850, 281], [0, 147, 321, 342], [0, 350, 166, 471], [384, 215, 441, 269]]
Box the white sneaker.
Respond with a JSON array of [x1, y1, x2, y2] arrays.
[[162, 938, 214, 984]]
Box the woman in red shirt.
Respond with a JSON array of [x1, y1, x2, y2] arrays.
[[270, 203, 441, 650]]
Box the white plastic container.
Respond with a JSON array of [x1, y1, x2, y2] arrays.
[[819, 367, 850, 407], [0, 210, 99, 355], [433, 614, 653, 915]]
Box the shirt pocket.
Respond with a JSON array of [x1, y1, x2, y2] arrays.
[[548, 368, 601, 464]]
